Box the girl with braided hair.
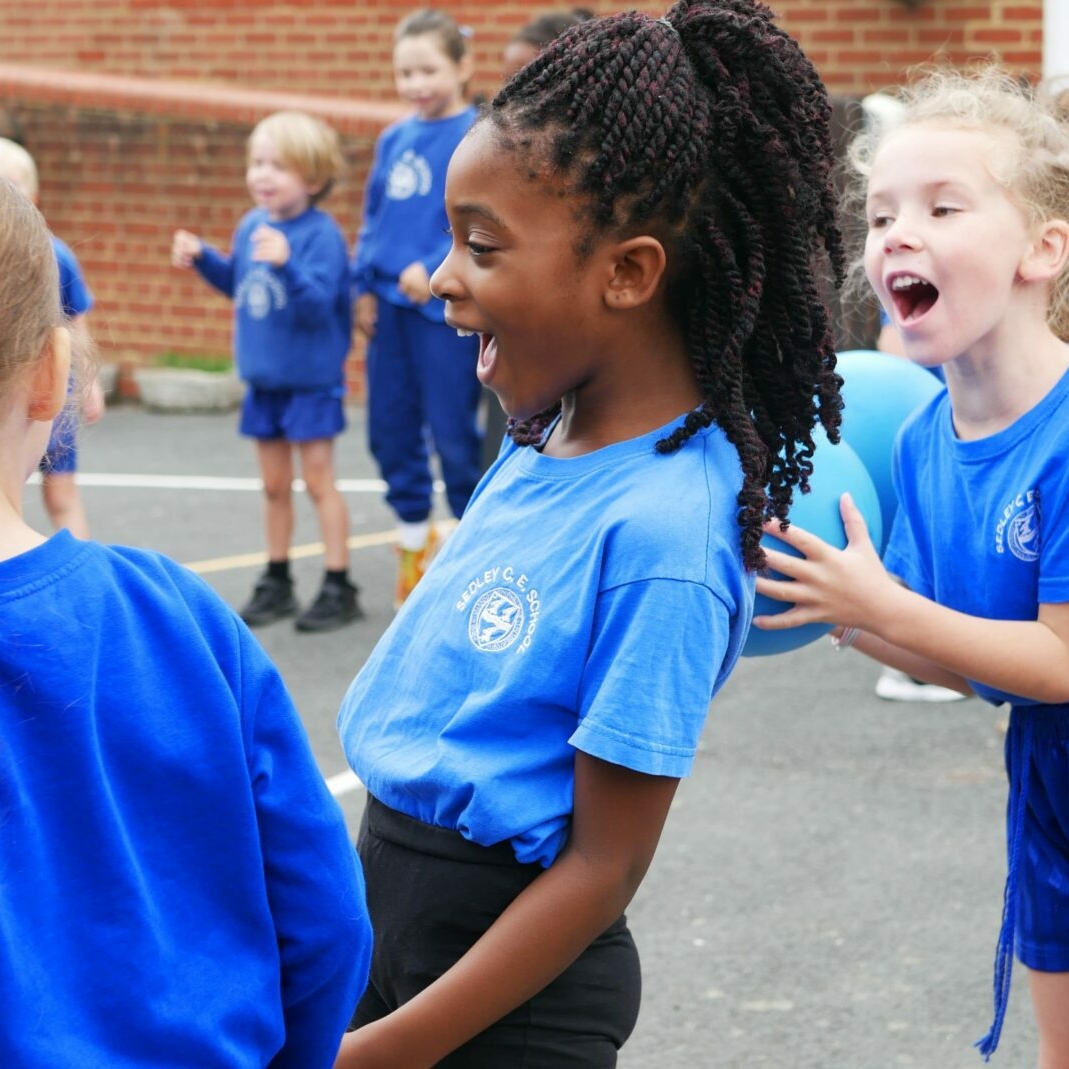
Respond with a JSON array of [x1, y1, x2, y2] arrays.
[[336, 1, 842, 1065]]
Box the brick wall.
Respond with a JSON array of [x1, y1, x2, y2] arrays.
[[0, 0, 1046, 391], [0, 1, 1045, 100]]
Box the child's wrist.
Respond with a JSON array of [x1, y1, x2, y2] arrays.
[[830, 626, 860, 651]]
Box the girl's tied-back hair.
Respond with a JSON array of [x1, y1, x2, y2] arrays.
[[0, 177, 62, 399], [395, 7, 473, 64], [249, 111, 344, 204], [488, 0, 845, 572], [847, 65, 1069, 341]]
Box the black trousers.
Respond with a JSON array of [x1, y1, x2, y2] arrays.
[[353, 796, 642, 1068]]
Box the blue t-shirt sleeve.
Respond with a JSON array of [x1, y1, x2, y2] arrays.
[[570, 577, 726, 778], [52, 237, 93, 317], [239, 631, 371, 1067], [1038, 464, 1069, 606]]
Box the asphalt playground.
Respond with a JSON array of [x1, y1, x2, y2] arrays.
[[24, 399, 1038, 1068]]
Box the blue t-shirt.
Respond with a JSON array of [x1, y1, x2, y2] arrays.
[[52, 235, 93, 318], [195, 206, 351, 392], [0, 532, 372, 1068], [338, 418, 754, 867], [350, 107, 477, 324], [883, 364, 1069, 706]]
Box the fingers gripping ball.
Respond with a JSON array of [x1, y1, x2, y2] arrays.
[[835, 350, 944, 555], [742, 430, 882, 657]]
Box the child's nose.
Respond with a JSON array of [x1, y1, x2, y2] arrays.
[[884, 216, 921, 253], [429, 253, 457, 301]]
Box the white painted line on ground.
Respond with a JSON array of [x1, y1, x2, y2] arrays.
[[326, 768, 364, 798], [26, 472, 392, 493]]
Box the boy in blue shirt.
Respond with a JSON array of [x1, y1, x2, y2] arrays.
[[173, 110, 360, 632]]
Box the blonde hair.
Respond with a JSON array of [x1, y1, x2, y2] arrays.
[[249, 111, 344, 204], [0, 177, 62, 403], [0, 137, 39, 200], [845, 66, 1069, 339]]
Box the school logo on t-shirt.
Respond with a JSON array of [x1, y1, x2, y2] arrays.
[[995, 488, 1040, 562], [235, 266, 287, 320], [456, 564, 541, 654], [386, 150, 433, 200]]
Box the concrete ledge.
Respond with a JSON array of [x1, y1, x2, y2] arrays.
[[133, 367, 245, 412], [0, 64, 407, 137]]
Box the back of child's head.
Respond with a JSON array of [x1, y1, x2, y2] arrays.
[[0, 177, 61, 401], [0, 137, 39, 201], [488, 0, 844, 570], [395, 7, 470, 64], [511, 8, 594, 50], [249, 110, 343, 204], [849, 65, 1069, 339]]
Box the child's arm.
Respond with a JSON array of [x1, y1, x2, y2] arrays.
[[172, 228, 236, 296], [245, 645, 372, 1069], [755, 492, 1069, 704], [350, 140, 387, 301], [335, 753, 679, 1069], [265, 223, 349, 322]]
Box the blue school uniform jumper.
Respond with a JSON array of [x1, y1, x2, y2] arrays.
[[351, 107, 482, 523], [40, 235, 93, 475], [338, 416, 754, 1062], [883, 366, 1069, 1058], [0, 532, 372, 1067], [194, 205, 352, 441]]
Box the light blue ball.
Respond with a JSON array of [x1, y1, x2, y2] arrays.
[[742, 429, 882, 658], [835, 349, 944, 554]]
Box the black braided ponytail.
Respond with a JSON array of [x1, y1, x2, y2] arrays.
[[488, 0, 844, 571]]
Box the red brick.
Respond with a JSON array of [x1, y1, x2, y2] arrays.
[[0, 0, 1045, 373]]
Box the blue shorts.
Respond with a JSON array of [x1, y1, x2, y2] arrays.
[[39, 415, 77, 475], [239, 386, 346, 442], [1008, 704, 1069, 972]]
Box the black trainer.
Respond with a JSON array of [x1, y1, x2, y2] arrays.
[[294, 579, 363, 633], [239, 574, 297, 627]]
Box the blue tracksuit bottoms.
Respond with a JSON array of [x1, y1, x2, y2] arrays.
[[366, 300, 483, 523]]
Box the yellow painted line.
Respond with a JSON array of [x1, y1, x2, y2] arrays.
[[185, 529, 399, 575], [183, 519, 456, 576]]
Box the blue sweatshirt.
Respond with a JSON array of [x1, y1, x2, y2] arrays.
[[351, 107, 477, 324], [196, 206, 352, 391], [0, 531, 371, 1068]]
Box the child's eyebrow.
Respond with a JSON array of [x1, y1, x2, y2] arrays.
[[867, 178, 970, 202], [453, 202, 506, 226]]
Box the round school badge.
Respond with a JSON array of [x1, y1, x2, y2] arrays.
[[468, 587, 524, 652]]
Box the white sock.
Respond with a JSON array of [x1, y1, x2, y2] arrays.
[[397, 519, 431, 552]]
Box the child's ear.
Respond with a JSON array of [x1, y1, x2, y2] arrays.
[[1020, 218, 1069, 283], [457, 53, 475, 93], [27, 326, 71, 422], [604, 237, 668, 310]]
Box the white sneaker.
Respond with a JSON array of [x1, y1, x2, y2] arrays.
[[875, 667, 967, 703]]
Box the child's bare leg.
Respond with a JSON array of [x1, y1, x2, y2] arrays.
[[1030, 969, 1069, 1069], [298, 438, 349, 571], [257, 439, 295, 560], [42, 472, 89, 538]]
